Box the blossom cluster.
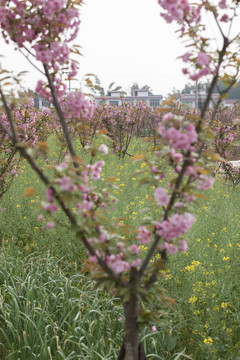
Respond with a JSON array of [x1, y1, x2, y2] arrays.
[[0, 97, 51, 196], [65, 91, 96, 119], [158, 0, 238, 82], [209, 113, 240, 186], [0, 0, 239, 351], [0, 0, 80, 70], [159, 112, 198, 152], [182, 52, 211, 81], [88, 246, 142, 275], [144, 111, 215, 255], [38, 147, 114, 229], [36, 150, 146, 275], [158, 0, 201, 24], [0, 0, 82, 103], [93, 101, 151, 158], [156, 212, 195, 254]]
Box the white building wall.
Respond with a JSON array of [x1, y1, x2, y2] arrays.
[[110, 92, 121, 98], [137, 91, 148, 97]]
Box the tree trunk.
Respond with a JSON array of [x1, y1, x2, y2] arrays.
[[117, 293, 146, 360], [124, 294, 140, 359]]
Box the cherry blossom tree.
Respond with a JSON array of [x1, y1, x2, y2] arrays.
[[0, 1, 240, 359], [0, 94, 51, 197]]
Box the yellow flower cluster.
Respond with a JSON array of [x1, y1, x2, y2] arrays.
[[185, 260, 201, 272], [189, 295, 197, 304], [204, 337, 213, 345]]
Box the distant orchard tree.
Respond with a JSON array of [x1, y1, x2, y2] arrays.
[[130, 82, 153, 95], [84, 74, 125, 97]]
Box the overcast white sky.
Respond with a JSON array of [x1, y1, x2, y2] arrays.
[[77, 0, 187, 96], [0, 0, 192, 97]]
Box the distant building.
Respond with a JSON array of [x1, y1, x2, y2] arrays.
[[222, 98, 240, 107], [34, 92, 51, 110], [179, 89, 239, 109], [179, 89, 219, 109], [95, 89, 163, 108]]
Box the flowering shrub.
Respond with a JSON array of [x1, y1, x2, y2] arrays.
[[0, 96, 50, 197], [49, 97, 97, 166], [0, 1, 240, 359], [212, 122, 240, 186], [93, 101, 150, 158], [203, 106, 240, 186]]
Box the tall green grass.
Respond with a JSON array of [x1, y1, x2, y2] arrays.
[[0, 137, 240, 359], [0, 252, 124, 359]]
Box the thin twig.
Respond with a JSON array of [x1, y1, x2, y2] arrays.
[[43, 64, 77, 159], [19, 47, 45, 76], [0, 86, 19, 142]]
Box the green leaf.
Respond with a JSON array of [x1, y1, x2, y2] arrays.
[[123, 291, 131, 302], [166, 335, 177, 351]]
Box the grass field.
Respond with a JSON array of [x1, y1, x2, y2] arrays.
[[0, 137, 240, 359]]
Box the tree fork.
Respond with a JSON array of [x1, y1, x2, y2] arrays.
[[118, 272, 147, 360], [117, 340, 146, 360]]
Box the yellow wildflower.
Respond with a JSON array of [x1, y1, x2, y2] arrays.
[[189, 296, 197, 304], [221, 302, 229, 309], [204, 337, 213, 345], [222, 256, 230, 261], [192, 260, 201, 266]]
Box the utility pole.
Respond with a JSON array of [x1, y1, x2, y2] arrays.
[[62, 71, 71, 92], [195, 80, 198, 109]]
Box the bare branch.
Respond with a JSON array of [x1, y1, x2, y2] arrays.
[[43, 64, 77, 159], [0, 86, 19, 143], [19, 47, 45, 76]]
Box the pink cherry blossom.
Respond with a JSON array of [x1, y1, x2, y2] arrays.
[[152, 325, 157, 333], [182, 52, 191, 62], [179, 239, 188, 252], [220, 14, 229, 22], [38, 215, 44, 222], [196, 52, 210, 66], [151, 166, 158, 173], [182, 68, 189, 75], [76, 200, 93, 212], [154, 187, 169, 206], [89, 255, 97, 263], [219, 0, 227, 8], [137, 226, 151, 244], [110, 259, 130, 274], [170, 149, 183, 163], [167, 244, 178, 254], [159, 116, 198, 151], [47, 222, 55, 229], [131, 244, 139, 255], [130, 258, 142, 267], [44, 203, 58, 213], [42, 107, 51, 115], [156, 212, 195, 242], [66, 91, 96, 119], [196, 175, 214, 190], [161, 242, 178, 254], [158, 0, 201, 25], [46, 188, 53, 203], [99, 144, 108, 155], [88, 160, 105, 180], [56, 176, 76, 192]]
